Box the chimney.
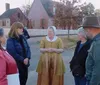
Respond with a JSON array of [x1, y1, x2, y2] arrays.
[[53, 5, 56, 15], [6, 3, 10, 11]]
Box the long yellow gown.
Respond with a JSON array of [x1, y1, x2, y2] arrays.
[[36, 37, 66, 85]]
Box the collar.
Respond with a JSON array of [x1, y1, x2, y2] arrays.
[[46, 36, 58, 42], [92, 33, 100, 41]]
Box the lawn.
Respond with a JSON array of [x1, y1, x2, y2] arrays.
[[36, 35, 78, 49], [61, 35, 78, 49]]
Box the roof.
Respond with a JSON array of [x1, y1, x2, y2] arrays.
[[0, 8, 20, 19], [40, 0, 54, 17]]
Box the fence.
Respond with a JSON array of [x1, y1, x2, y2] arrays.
[[4, 29, 78, 37]]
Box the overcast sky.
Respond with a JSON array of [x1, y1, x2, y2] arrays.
[[0, 0, 100, 15]]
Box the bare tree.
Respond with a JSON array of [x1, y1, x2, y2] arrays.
[[95, 9, 100, 16], [81, 2, 95, 16], [54, 0, 82, 38], [22, 4, 32, 16]]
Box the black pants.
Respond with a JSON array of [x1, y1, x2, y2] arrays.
[[17, 62, 28, 85]]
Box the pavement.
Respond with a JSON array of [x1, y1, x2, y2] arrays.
[[26, 37, 75, 85]]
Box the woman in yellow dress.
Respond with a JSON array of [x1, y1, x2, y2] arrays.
[[36, 26, 66, 85]]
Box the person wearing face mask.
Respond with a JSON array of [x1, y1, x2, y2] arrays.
[[36, 26, 65, 85], [6, 22, 31, 85], [0, 28, 19, 85]]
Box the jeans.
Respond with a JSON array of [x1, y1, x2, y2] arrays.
[[17, 62, 28, 85], [74, 76, 87, 85], [86, 81, 90, 85]]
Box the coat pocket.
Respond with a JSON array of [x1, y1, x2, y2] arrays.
[[72, 65, 85, 77]]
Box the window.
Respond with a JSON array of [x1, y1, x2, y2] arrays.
[[18, 13, 21, 18], [7, 21, 9, 23], [32, 21, 35, 27], [41, 19, 45, 29], [2, 20, 6, 26]]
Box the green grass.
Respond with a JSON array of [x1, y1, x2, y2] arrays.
[[35, 35, 78, 49], [61, 36, 78, 49]]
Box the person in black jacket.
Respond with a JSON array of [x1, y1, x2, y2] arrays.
[[23, 27, 30, 39], [70, 27, 91, 85]]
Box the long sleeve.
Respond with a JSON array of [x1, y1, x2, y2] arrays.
[[73, 41, 80, 58], [57, 38, 64, 53], [23, 36, 31, 59], [86, 53, 94, 81], [58, 38, 63, 49], [86, 43, 94, 81], [40, 38, 47, 53], [26, 46, 31, 59], [23, 29, 30, 39], [7, 39, 24, 62], [86, 41, 100, 83], [0, 56, 7, 85], [70, 42, 79, 70], [40, 38, 45, 48]]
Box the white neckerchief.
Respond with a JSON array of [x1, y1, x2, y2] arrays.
[[46, 36, 58, 42]]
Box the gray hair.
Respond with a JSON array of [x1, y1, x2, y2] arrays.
[[78, 27, 87, 38]]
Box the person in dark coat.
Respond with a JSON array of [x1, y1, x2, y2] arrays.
[[82, 16, 100, 85], [6, 22, 31, 85], [70, 27, 91, 85], [23, 27, 30, 39]]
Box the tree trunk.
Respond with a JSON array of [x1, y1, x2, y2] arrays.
[[68, 27, 70, 39]]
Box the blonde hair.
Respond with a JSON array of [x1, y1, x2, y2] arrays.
[[8, 22, 24, 38]]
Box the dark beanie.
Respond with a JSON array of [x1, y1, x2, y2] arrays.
[[0, 28, 4, 36]]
